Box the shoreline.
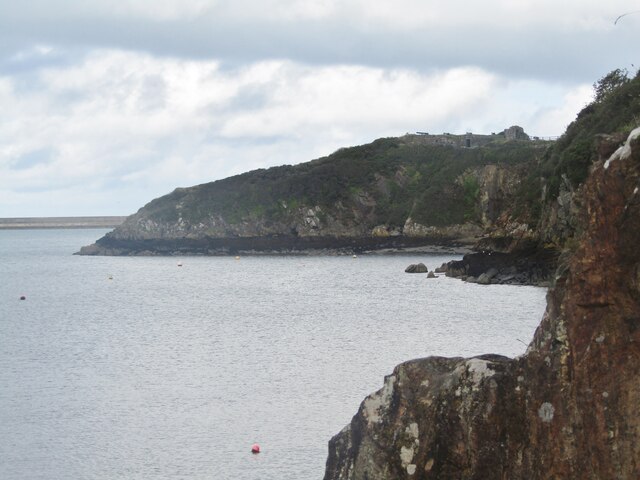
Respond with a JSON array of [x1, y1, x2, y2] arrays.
[[76, 234, 476, 257]]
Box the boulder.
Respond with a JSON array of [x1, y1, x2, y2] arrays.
[[434, 263, 448, 273], [476, 273, 491, 284], [404, 263, 428, 273], [485, 267, 499, 279], [427, 271, 436, 278], [444, 259, 467, 277]]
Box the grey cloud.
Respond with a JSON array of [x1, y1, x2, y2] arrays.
[[0, 6, 637, 83]]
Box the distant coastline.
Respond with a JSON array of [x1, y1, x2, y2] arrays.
[[0, 216, 127, 229]]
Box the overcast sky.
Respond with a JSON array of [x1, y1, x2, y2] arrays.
[[1, 0, 638, 217]]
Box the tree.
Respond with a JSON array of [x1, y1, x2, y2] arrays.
[[593, 68, 629, 102]]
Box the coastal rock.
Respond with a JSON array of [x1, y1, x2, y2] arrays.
[[325, 355, 515, 480], [485, 267, 498, 279], [441, 250, 556, 287], [405, 263, 428, 273], [445, 259, 468, 278], [476, 268, 499, 285], [324, 127, 640, 480], [427, 271, 436, 278], [434, 263, 447, 273], [476, 272, 491, 284]]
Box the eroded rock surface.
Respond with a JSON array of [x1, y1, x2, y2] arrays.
[[324, 128, 640, 479]]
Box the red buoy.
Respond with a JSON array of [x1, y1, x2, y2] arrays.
[[251, 443, 260, 454]]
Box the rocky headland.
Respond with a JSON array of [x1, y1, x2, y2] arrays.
[[323, 126, 640, 480], [78, 127, 550, 259]]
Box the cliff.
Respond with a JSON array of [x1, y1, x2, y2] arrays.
[[323, 127, 640, 479]]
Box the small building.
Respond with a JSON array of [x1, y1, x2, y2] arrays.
[[503, 125, 530, 141]]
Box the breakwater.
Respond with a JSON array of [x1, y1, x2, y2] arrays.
[[0, 216, 126, 229]]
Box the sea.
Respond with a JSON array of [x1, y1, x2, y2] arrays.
[[0, 229, 547, 480]]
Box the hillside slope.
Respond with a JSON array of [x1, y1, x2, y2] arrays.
[[79, 131, 549, 255]]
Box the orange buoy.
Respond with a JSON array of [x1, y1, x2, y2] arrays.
[[251, 443, 260, 454]]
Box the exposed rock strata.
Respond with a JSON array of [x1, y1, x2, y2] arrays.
[[324, 128, 640, 479]]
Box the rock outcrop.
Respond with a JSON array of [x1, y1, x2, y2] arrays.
[[324, 128, 640, 479], [405, 263, 428, 273], [442, 249, 558, 286]]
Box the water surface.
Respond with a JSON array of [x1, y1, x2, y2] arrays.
[[0, 229, 547, 479]]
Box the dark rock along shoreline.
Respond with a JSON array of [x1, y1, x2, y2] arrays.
[[77, 233, 470, 257], [323, 128, 640, 479]]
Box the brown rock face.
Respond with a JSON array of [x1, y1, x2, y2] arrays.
[[324, 128, 640, 479]]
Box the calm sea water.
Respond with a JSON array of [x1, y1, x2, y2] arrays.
[[0, 229, 547, 480]]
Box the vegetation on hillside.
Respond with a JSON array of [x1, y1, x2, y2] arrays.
[[543, 68, 640, 198], [508, 69, 640, 226], [133, 69, 640, 239], [138, 137, 547, 229]]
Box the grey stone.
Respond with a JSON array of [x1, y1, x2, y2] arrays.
[[477, 273, 491, 284], [405, 263, 428, 273]]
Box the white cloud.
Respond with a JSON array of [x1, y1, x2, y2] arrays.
[[528, 84, 594, 136], [0, 46, 598, 216], [0, 0, 637, 218]]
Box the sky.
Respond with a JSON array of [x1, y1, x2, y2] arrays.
[[0, 1, 638, 217]]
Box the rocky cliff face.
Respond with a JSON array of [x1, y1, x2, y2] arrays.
[[324, 128, 640, 479]]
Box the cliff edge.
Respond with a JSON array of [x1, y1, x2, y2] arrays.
[[324, 128, 640, 479]]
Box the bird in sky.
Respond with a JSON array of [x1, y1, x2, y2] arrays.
[[614, 10, 640, 25]]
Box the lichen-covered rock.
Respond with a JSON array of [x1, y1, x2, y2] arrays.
[[324, 127, 640, 480]]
